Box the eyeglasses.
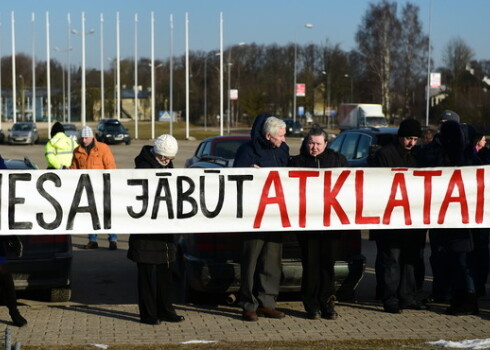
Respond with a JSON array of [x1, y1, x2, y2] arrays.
[[155, 154, 175, 162]]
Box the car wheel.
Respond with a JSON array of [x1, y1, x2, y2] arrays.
[[50, 287, 72, 302], [125, 139, 131, 145]]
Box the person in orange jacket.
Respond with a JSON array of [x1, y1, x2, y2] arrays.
[[70, 126, 118, 249]]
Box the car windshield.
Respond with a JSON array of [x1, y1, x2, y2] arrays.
[[214, 140, 248, 159], [63, 124, 77, 131], [105, 124, 126, 133], [13, 123, 33, 131]]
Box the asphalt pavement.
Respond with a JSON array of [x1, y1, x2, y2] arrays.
[[0, 234, 486, 347]]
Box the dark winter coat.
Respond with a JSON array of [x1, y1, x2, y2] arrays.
[[289, 140, 349, 240], [289, 138, 348, 169], [369, 138, 418, 168], [127, 145, 176, 265], [233, 113, 289, 168], [369, 138, 423, 242], [417, 120, 481, 252]]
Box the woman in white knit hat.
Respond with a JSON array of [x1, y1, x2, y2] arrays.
[[127, 134, 184, 325]]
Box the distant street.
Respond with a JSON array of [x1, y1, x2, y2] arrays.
[[0, 132, 304, 169]]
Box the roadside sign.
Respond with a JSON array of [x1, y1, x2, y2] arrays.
[[430, 73, 441, 88], [296, 84, 306, 97], [229, 89, 238, 100]]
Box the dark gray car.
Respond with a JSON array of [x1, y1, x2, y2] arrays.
[[328, 127, 399, 166], [4, 158, 73, 302]]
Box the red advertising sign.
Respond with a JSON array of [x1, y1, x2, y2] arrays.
[[296, 84, 306, 97]]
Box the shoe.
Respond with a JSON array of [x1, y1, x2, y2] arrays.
[[321, 295, 338, 320], [446, 292, 479, 316], [428, 295, 451, 303], [84, 241, 98, 249], [400, 301, 430, 310], [141, 318, 161, 325], [109, 241, 117, 250], [383, 303, 401, 314], [159, 313, 185, 323], [9, 309, 27, 327], [306, 311, 321, 320], [242, 310, 258, 322], [256, 307, 285, 319]]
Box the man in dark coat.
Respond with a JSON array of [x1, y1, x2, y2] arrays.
[[233, 113, 289, 321], [127, 134, 185, 325], [289, 125, 347, 320], [370, 118, 428, 314], [418, 118, 480, 315]]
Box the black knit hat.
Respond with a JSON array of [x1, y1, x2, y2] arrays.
[[50, 122, 65, 138], [398, 119, 422, 137]]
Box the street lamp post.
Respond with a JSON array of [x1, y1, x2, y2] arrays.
[[18, 74, 25, 121], [54, 47, 73, 122], [72, 12, 94, 126], [227, 42, 245, 134], [293, 23, 313, 124]]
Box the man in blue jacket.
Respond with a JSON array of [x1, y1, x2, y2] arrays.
[[234, 113, 289, 321]]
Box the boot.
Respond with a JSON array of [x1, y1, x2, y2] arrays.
[[9, 307, 27, 327], [446, 292, 479, 316], [321, 295, 338, 320]]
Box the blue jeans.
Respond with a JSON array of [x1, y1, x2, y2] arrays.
[[88, 234, 117, 242]]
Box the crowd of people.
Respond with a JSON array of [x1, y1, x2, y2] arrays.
[[0, 111, 488, 327], [232, 111, 488, 322]]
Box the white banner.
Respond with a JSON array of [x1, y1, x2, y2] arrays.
[[0, 166, 488, 235]]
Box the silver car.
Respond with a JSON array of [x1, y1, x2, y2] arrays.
[[8, 122, 39, 145], [61, 123, 80, 142]]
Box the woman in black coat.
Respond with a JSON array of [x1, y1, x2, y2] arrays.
[[289, 125, 348, 320], [127, 135, 184, 325]]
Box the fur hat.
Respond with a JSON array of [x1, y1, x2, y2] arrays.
[[153, 134, 178, 157], [50, 122, 65, 138], [398, 118, 422, 137], [439, 110, 460, 123], [81, 126, 94, 138]]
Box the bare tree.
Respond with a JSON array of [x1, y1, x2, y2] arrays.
[[355, 0, 401, 118], [442, 37, 475, 82], [397, 3, 429, 118]]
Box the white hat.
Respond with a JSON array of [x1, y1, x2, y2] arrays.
[[81, 126, 94, 138], [153, 134, 178, 157]]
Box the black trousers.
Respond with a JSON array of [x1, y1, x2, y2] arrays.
[[0, 268, 17, 310], [136, 262, 175, 321], [297, 233, 337, 313], [375, 231, 425, 307]]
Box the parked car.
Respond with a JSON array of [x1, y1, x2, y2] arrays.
[[328, 127, 399, 166], [283, 118, 304, 137], [61, 123, 80, 142], [95, 119, 131, 145], [8, 122, 39, 145], [184, 135, 250, 168], [4, 157, 73, 302], [175, 136, 366, 304]]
